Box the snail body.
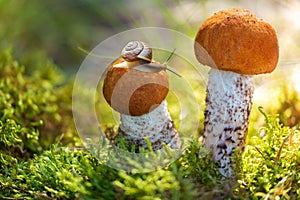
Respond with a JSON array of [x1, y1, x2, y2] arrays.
[[114, 41, 181, 76]]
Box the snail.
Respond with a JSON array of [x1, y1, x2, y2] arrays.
[[114, 41, 182, 77]]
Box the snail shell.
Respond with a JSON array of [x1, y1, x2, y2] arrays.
[[121, 41, 152, 63]]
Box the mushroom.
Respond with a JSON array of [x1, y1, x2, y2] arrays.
[[103, 41, 181, 151], [194, 8, 279, 176]]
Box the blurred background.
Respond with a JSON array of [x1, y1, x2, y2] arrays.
[[1, 0, 300, 132], [1, 0, 299, 69]]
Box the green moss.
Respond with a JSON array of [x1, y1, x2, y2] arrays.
[[0, 48, 42, 160], [0, 49, 299, 199], [240, 107, 300, 199], [0, 145, 118, 199]]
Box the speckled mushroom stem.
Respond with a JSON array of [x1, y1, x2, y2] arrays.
[[118, 100, 181, 151], [203, 68, 254, 176]]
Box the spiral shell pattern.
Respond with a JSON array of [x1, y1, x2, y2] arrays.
[[121, 41, 152, 62]]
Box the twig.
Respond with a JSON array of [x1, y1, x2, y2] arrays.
[[254, 146, 264, 158], [274, 133, 291, 166]]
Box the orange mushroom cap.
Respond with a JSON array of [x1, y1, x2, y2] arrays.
[[103, 58, 169, 116], [194, 8, 279, 75]]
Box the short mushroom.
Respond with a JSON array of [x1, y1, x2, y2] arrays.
[[194, 8, 279, 176], [103, 41, 181, 151]]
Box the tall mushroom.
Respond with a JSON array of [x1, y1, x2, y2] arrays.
[[194, 8, 279, 176], [103, 41, 181, 151]]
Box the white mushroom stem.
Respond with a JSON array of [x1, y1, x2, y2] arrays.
[[118, 100, 181, 151], [203, 68, 254, 176]]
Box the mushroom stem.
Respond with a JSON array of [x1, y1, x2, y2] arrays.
[[118, 100, 181, 151], [203, 68, 254, 176]]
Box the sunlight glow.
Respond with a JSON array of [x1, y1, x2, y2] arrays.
[[285, 1, 300, 30], [292, 70, 300, 92]]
